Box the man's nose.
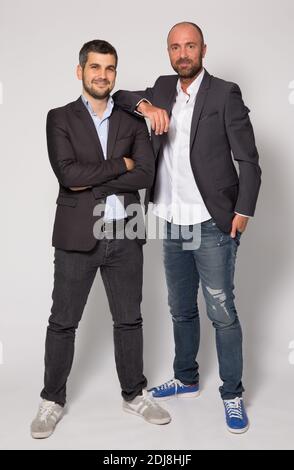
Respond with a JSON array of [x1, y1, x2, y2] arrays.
[[97, 69, 107, 79], [180, 47, 188, 58]]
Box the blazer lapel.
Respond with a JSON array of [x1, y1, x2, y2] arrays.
[[107, 107, 121, 159], [165, 78, 178, 116], [190, 70, 212, 151], [73, 97, 105, 161]]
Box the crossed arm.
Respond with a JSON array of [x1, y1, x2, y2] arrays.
[[69, 154, 135, 192], [46, 109, 155, 196]]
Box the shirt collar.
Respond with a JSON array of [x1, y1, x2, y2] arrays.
[[81, 94, 114, 120], [176, 68, 205, 98]]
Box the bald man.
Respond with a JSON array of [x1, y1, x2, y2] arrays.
[[113, 22, 261, 434]]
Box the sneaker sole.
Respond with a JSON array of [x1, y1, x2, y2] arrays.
[[226, 423, 250, 434], [31, 430, 55, 439], [152, 390, 200, 401], [123, 405, 171, 425], [30, 413, 63, 439]]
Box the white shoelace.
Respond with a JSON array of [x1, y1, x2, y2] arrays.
[[155, 378, 184, 392], [38, 401, 57, 422], [224, 398, 244, 420], [141, 390, 159, 408]]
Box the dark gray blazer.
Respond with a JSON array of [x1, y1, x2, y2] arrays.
[[46, 97, 155, 251], [113, 70, 262, 233]]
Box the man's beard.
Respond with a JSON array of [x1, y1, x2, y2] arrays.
[[172, 57, 203, 79], [83, 77, 111, 100]]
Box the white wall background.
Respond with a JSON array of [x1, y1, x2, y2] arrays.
[[0, 0, 294, 450]]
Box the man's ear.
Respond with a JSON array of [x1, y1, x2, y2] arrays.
[[202, 44, 207, 59], [76, 64, 83, 81]]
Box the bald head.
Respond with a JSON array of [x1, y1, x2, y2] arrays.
[[167, 22, 204, 46]]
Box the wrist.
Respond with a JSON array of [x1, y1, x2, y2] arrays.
[[136, 99, 151, 115]]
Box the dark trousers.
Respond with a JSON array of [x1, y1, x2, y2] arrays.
[[40, 236, 147, 406]]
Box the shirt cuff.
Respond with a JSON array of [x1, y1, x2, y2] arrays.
[[235, 212, 251, 218], [135, 99, 152, 116]]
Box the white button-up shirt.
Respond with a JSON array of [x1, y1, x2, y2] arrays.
[[152, 69, 212, 226]]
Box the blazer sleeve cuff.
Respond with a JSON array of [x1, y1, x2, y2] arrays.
[[235, 212, 251, 218], [134, 99, 152, 116]]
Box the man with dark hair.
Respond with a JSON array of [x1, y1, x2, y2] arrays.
[[30, 39, 171, 439], [79, 39, 118, 69], [114, 22, 261, 434]]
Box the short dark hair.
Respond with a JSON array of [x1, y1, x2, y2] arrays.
[[168, 22, 205, 45], [79, 40, 118, 69]]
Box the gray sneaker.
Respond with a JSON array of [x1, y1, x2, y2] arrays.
[[31, 400, 64, 439], [123, 390, 171, 425]]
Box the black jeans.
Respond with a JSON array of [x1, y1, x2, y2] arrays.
[[40, 237, 147, 406]]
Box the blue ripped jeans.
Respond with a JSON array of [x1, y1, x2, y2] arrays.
[[163, 219, 244, 400]]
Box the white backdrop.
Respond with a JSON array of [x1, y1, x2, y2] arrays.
[[0, 0, 294, 450]]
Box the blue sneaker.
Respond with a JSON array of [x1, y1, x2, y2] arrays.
[[148, 379, 200, 401], [223, 397, 249, 434]]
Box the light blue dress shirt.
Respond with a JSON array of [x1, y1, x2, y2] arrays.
[[81, 95, 126, 221]]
